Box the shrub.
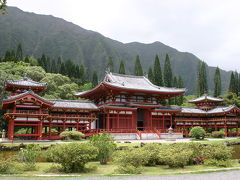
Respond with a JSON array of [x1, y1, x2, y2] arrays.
[[114, 148, 147, 174], [211, 131, 225, 138], [60, 130, 84, 140], [201, 143, 232, 160], [204, 159, 233, 167], [47, 143, 98, 173], [189, 126, 206, 139], [158, 144, 193, 168], [90, 133, 116, 164], [0, 156, 22, 174], [17, 144, 40, 169], [141, 143, 165, 166], [114, 148, 148, 168]]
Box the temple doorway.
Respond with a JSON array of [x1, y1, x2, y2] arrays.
[[137, 109, 144, 130]]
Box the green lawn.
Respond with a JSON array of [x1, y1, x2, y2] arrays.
[[4, 160, 240, 177], [191, 138, 240, 144]]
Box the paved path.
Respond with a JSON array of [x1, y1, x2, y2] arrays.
[[1, 170, 240, 180]]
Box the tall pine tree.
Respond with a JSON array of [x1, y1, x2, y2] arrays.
[[177, 76, 184, 105], [92, 71, 98, 87], [16, 43, 23, 61], [134, 55, 143, 76], [119, 60, 126, 74], [153, 55, 163, 86], [107, 56, 114, 72], [148, 67, 154, 83], [228, 71, 239, 95], [197, 61, 208, 96], [214, 67, 221, 97], [163, 54, 173, 87]]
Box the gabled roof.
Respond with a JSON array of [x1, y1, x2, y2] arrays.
[[49, 99, 98, 110], [2, 91, 53, 109], [180, 105, 240, 115], [104, 72, 186, 93], [188, 94, 224, 104], [5, 76, 47, 88], [75, 72, 186, 98]]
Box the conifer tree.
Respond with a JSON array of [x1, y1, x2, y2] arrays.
[[229, 72, 236, 94], [92, 71, 98, 87], [16, 43, 23, 61], [134, 55, 143, 76], [153, 55, 163, 86], [163, 54, 173, 87], [177, 76, 184, 105], [234, 71, 239, 96], [172, 76, 178, 104], [50, 59, 57, 73], [56, 57, 62, 73], [148, 67, 154, 83], [60, 62, 66, 75], [4, 50, 11, 62], [10, 50, 16, 62], [119, 60, 126, 74], [197, 61, 208, 96], [214, 67, 221, 97], [24, 56, 30, 63], [107, 56, 114, 72]]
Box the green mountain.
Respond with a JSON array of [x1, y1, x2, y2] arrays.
[[0, 7, 231, 94]]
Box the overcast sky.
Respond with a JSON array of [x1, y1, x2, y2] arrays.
[[7, 0, 240, 72]]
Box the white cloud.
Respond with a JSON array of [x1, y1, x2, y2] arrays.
[[7, 0, 240, 71]]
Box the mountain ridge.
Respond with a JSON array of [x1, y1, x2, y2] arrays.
[[0, 6, 231, 94]]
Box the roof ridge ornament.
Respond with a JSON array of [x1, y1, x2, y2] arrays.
[[105, 67, 111, 74], [23, 73, 29, 81]]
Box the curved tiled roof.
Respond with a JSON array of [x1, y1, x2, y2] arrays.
[[4, 90, 51, 103], [49, 99, 98, 110], [188, 94, 224, 103], [5, 76, 47, 88], [75, 72, 186, 97], [104, 72, 186, 93], [181, 105, 239, 114]]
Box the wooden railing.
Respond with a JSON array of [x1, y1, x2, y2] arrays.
[[8, 110, 49, 115], [174, 117, 239, 121]]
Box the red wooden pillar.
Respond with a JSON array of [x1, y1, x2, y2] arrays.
[[236, 121, 239, 136], [38, 119, 43, 140], [224, 114, 227, 137], [89, 121, 91, 130], [106, 111, 110, 131], [117, 111, 120, 129], [76, 120, 79, 131], [132, 110, 136, 130], [49, 119, 52, 139], [162, 114, 165, 130], [170, 114, 173, 127], [63, 120, 66, 131], [150, 111, 153, 130], [8, 119, 14, 140]]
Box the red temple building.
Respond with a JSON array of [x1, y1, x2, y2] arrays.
[[1, 73, 240, 140], [2, 77, 98, 140], [175, 95, 240, 137], [75, 72, 186, 139]]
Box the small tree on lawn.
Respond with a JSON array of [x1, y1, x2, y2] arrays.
[[90, 133, 116, 165], [189, 126, 206, 139]]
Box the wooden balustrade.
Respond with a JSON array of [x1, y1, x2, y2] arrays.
[[7, 109, 49, 115]]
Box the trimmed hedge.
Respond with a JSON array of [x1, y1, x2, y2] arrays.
[[47, 143, 98, 173], [60, 130, 84, 140], [189, 126, 206, 139]]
